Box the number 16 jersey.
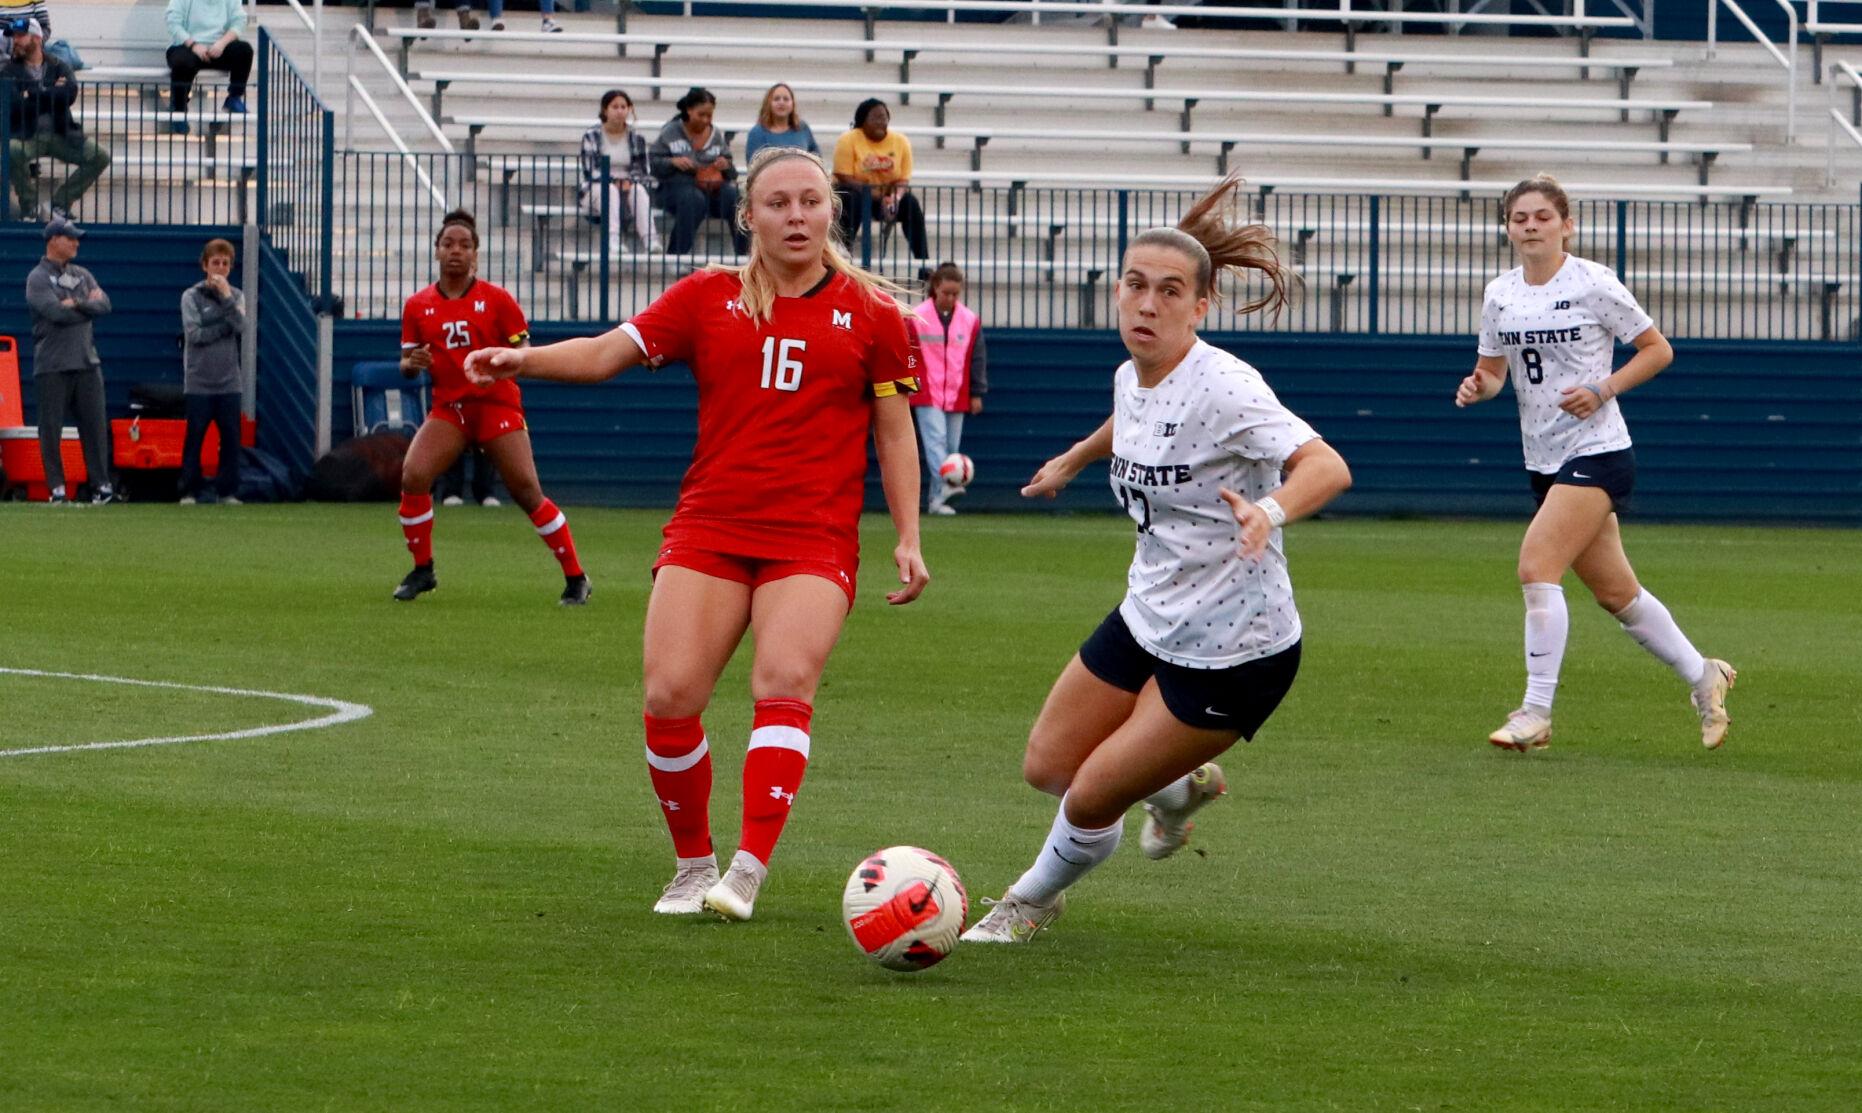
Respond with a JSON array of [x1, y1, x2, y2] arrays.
[[621, 268, 919, 564], [1477, 253, 1652, 475]]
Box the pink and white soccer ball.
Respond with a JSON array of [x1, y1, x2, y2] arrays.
[[938, 453, 975, 488], [841, 846, 969, 971]]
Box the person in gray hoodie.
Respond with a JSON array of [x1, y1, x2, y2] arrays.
[[177, 236, 245, 503], [24, 214, 113, 504]]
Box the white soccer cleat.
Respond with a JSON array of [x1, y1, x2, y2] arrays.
[[1489, 707, 1552, 752], [1140, 761, 1227, 860], [959, 890, 1065, 944], [702, 856, 766, 922], [651, 856, 719, 915], [1692, 659, 1737, 749]]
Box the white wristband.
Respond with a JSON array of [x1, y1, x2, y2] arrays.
[[1255, 496, 1287, 529]]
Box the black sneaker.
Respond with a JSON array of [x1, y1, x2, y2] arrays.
[[560, 574, 592, 606], [90, 487, 118, 506], [393, 563, 438, 601]]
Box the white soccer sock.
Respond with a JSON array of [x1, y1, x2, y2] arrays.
[[1613, 589, 1707, 688], [1143, 774, 1193, 812], [1008, 797, 1123, 904], [1522, 582, 1567, 713]]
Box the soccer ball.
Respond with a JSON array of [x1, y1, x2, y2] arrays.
[[841, 846, 969, 972], [938, 453, 975, 488]]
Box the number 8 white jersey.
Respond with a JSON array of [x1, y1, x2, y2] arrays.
[[1478, 254, 1653, 474], [1110, 340, 1318, 669]]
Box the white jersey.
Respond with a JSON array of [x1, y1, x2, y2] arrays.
[[1477, 254, 1653, 474], [1109, 339, 1318, 669]]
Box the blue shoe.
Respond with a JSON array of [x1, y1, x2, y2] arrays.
[[170, 119, 190, 135], [223, 95, 247, 114]]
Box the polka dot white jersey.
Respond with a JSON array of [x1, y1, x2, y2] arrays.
[[1477, 254, 1653, 474], [1109, 339, 1318, 669]]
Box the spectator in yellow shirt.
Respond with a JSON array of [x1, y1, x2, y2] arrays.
[[831, 98, 929, 261]]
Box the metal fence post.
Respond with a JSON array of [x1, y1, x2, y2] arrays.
[[320, 107, 335, 311], [1367, 194, 1381, 335], [1616, 199, 1630, 281], [600, 156, 612, 324], [1116, 188, 1129, 262], [1, 97, 11, 223], [859, 187, 873, 270]]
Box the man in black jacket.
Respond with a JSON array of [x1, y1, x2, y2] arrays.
[[3, 17, 111, 221]]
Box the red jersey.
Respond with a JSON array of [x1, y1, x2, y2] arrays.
[[400, 279, 531, 407], [621, 268, 919, 563]]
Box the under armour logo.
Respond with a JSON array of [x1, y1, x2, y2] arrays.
[[769, 785, 795, 805], [659, 798, 680, 812]]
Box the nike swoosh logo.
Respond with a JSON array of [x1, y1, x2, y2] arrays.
[[1204, 706, 1230, 717], [1529, 652, 1549, 658], [1570, 473, 1591, 479], [1049, 846, 1090, 866]]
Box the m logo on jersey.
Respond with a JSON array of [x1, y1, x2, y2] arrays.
[[1153, 421, 1180, 437], [474, 300, 486, 313], [832, 310, 853, 330]]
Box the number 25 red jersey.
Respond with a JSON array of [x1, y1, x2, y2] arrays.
[[400, 279, 531, 408], [620, 268, 919, 564]]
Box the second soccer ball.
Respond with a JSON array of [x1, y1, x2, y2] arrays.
[[938, 453, 975, 489]]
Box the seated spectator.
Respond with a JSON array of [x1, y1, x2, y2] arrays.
[[0, 3, 52, 39], [745, 82, 819, 164], [578, 88, 659, 253], [178, 237, 245, 505], [415, 0, 562, 34], [3, 18, 109, 221], [832, 98, 928, 261], [165, 0, 252, 128], [649, 86, 747, 256]]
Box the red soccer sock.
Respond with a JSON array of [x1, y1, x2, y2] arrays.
[[644, 713, 713, 860], [738, 698, 813, 867], [398, 493, 434, 566], [529, 498, 583, 577]]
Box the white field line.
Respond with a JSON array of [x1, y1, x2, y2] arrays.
[[0, 667, 373, 758]]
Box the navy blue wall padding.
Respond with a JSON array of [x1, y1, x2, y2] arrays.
[[255, 238, 320, 478], [324, 321, 1862, 525]]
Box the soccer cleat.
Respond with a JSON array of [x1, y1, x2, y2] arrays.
[[393, 563, 438, 601], [1140, 761, 1228, 860], [1488, 707, 1552, 752], [702, 857, 765, 921], [652, 857, 720, 915], [560, 574, 593, 606], [1692, 659, 1737, 749], [959, 890, 1065, 944]]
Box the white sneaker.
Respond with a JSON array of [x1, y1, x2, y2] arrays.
[[480, 496, 501, 507], [441, 494, 464, 507], [928, 503, 956, 516], [178, 495, 197, 505], [702, 853, 766, 921], [960, 890, 1065, 944], [652, 856, 719, 914], [1692, 659, 1737, 749], [1140, 761, 1227, 860], [1489, 707, 1552, 752], [1141, 13, 1177, 29], [221, 495, 242, 506], [540, 16, 562, 31]]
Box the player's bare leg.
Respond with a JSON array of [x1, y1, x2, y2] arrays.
[[966, 683, 1237, 944], [643, 568, 753, 912], [1021, 655, 1140, 797], [705, 574, 850, 921], [1491, 485, 1613, 748], [394, 418, 469, 600], [1573, 512, 1734, 747], [484, 430, 590, 604]]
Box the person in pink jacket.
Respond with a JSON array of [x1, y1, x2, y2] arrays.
[[910, 263, 988, 515]]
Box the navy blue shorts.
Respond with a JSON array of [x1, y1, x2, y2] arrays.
[[1077, 607, 1301, 735], [1530, 447, 1636, 515]]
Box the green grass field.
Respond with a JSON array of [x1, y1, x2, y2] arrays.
[[3, 504, 1859, 1111]]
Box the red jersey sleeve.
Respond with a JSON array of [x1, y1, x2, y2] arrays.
[[622, 271, 710, 368], [400, 295, 420, 347], [867, 294, 920, 399], [495, 287, 531, 347]]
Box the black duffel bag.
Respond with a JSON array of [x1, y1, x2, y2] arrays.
[[128, 382, 188, 419]]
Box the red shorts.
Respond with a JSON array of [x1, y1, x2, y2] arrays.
[[429, 400, 527, 446], [653, 542, 858, 609]]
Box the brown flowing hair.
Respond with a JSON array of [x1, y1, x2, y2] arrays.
[[716, 146, 912, 326], [1500, 172, 1575, 249], [1127, 174, 1293, 317], [756, 82, 804, 131]]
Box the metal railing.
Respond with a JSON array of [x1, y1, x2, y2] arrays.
[[298, 157, 1859, 341], [1708, 0, 1800, 139], [1825, 60, 1862, 188], [0, 80, 257, 224], [259, 27, 335, 310]]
